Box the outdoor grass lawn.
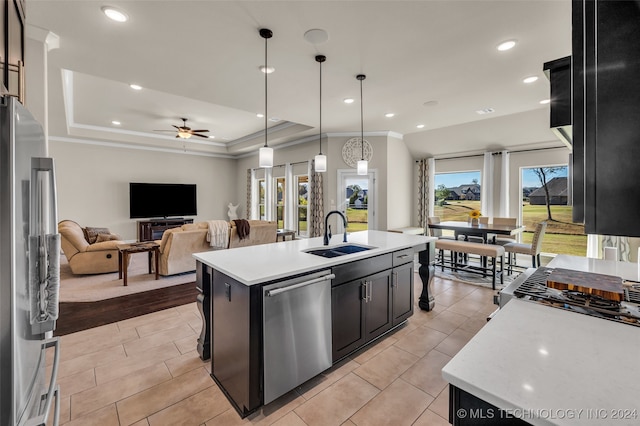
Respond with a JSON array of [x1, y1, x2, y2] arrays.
[[434, 200, 587, 256], [346, 208, 368, 232]]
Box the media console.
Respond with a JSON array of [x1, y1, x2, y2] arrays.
[[137, 218, 194, 242]]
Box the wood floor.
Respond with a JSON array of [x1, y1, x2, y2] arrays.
[[55, 282, 199, 336]]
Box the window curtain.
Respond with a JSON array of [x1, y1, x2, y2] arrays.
[[308, 159, 325, 237], [417, 158, 434, 234], [246, 169, 253, 219], [499, 150, 510, 217], [481, 152, 494, 218], [284, 163, 296, 231]]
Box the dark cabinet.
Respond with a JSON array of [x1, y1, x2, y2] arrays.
[[392, 262, 414, 326], [137, 218, 193, 241], [1, 0, 25, 101], [331, 269, 392, 362], [573, 0, 640, 236]]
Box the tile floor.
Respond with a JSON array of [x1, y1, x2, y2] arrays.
[[48, 273, 498, 426]]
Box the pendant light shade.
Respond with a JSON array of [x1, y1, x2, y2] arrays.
[[314, 55, 327, 172], [356, 74, 368, 175], [259, 28, 274, 168]]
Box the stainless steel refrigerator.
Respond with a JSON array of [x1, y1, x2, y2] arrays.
[[0, 96, 61, 425]]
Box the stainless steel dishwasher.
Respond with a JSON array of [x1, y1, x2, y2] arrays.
[[262, 270, 334, 404]]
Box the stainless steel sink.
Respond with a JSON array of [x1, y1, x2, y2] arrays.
[[303, 244, 375, 258]]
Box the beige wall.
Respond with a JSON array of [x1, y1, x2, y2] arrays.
[[386, 135, 413, 229], [50, 141, 237, 240]]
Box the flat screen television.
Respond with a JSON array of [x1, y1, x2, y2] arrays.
[[129, 183, 197, 219]]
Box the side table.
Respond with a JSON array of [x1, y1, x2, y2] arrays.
[[117, 242, 160, 286], [276, 229, 296, 241]]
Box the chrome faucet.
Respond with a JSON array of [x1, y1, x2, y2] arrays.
[[324, 210, 348, 245]]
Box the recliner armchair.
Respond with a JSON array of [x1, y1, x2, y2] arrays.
[[58, 220, 124, 274]]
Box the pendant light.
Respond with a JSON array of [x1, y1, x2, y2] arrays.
[[356, 74, 368, 175], [259, 28, 274, 168], [314, 55, 327, 172]]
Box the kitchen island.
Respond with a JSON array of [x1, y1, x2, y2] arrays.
[[193, 230, 436, 417], [442, 256, 640, 425]]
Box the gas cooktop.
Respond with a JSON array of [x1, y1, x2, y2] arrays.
[[504, 267, 640, 327]]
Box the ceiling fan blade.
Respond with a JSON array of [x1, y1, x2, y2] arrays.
[[193, 133, 211, 139], [172, 125, 181, 130], [175, 135, 181, 138], [191, 129, 209, 133]]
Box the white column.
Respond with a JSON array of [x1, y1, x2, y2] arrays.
[[427, 157, 435, 217], [25, 25, 59, 152], [499, 150, 510, 217], [265, 168, 274, 221], [250, 169, 258, 220], [284, 163, 296, 231]]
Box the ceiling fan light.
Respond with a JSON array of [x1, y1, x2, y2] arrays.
[[259, 146, 273, 168], [357, 160, 368, 176], [315, 154, 327, 172], [178, 131, 192, 139]]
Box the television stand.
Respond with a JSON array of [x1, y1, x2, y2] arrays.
[[137, 218, 194, 242]]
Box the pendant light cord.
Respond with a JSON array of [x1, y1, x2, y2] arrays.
[[359, 75, 365, 160], [319, 59, 322, 154], [264, 34, 268, 148]]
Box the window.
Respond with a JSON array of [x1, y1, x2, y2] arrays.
[[297, 175, 309, 236], [434, 171, 481, 222], [258, 179, 266, 220], [521, 165, 586, 256], [276, 177, 285, 229]]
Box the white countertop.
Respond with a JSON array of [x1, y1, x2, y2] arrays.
[[442, 298, 640, 425], [548, 254, 640, 282], [193, 230, 436, 286]]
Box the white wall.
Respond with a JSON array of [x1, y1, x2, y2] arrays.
[[50, 141, 237, 240]]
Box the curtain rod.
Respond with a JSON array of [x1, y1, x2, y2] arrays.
[[251, 160, 308, 171], [415, 146, 566, 162]]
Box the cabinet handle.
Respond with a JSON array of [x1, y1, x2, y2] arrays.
[[361, 282, 367, 301], [225, 282, 231, 301], [366, 281, 372, 302], [397, 254, 410, 259], [392, 271, 397, 288]]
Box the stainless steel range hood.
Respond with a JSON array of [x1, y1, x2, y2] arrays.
[[544, 56, 572, 149]]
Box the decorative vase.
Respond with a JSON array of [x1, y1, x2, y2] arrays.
[[471, 218, 479, 226]]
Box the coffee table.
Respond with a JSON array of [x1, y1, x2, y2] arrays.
[[117, 242, 160, 286], [276, 229, 296, 241]]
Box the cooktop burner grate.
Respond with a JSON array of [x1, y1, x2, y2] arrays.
[[513, 267, 640, 327]]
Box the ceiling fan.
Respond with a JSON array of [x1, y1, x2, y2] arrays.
[[154, 118, 210, 139]]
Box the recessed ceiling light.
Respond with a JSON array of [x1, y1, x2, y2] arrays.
[[129, 84, 142, 90], [497, 40, 517, 51], [259, 66, 275, 74], [416, 124, 425, 129], [385, 113, 395, 118], [523, 76, 539, 84], [256, 113, 264, 118], [476, 108, 495, 115], [111, 120, 121, 125], [101, 6, 128, 22], [539, 99, 550, 104], [343, 98, 355, 104]]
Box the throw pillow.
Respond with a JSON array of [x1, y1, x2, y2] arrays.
[[84, 227, 111, 244], [95, 233, 120, 243]]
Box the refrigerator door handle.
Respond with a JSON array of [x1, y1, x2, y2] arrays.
[[24, 337, 60, 426], [29, 158, 60, 332]]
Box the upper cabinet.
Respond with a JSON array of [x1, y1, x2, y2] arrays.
[[1, 0, 25, 101], [572, 0, 640, 236]]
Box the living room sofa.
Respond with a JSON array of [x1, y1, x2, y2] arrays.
[[156, 220, 278, 276], [58, 220, 124, 274]]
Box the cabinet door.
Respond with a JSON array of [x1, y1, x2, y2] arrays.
[[392, 263, 414, 326], [364, 269, 393, 341], [331, 278, 366, 362]]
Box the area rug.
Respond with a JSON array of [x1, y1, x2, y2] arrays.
[[59, 255, 196, 302]]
